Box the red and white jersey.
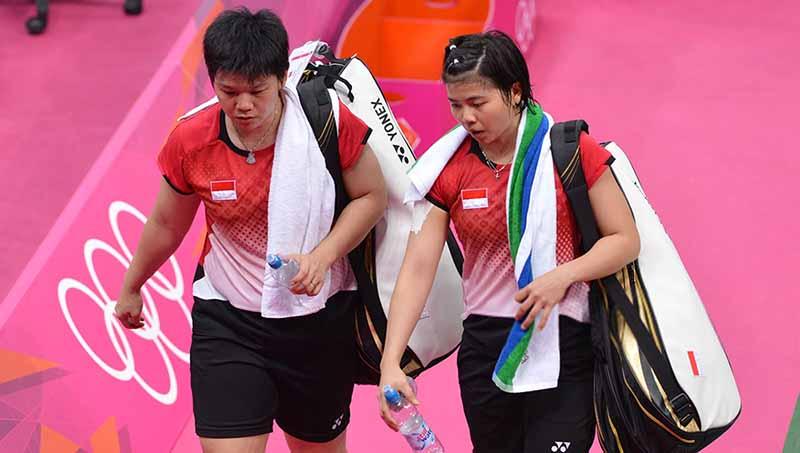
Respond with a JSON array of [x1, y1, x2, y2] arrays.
[[427, 133, 612, 321], [157, 102, 371, 312]]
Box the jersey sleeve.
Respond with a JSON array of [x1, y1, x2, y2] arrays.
[[426, 174, 453, 212], [579, 132, 614, 189], [336, 103, 372, 171], [426, 151, 467, 212], [156, 124, 194, 194]]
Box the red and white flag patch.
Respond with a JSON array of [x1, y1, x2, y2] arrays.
[[210, 180, 237, 201], [461, 188, 489, 210]]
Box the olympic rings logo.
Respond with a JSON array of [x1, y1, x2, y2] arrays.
[[57, 201, 192, 405]]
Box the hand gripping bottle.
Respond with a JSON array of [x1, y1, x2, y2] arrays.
[[267, 254, 300, 286], [383, 382, 444, 452]]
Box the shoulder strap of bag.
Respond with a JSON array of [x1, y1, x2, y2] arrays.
[[550, 121, 698, 427], [297, 76, 349, 221]]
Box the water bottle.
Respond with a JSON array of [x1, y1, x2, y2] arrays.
[[383, 381, 444, 452], [267, 254, 300, 287]]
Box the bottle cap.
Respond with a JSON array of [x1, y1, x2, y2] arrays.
[[383, 385, 402, 406], [267, 254, 283, 269]]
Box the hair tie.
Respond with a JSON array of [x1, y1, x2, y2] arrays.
[[449, 44, 457, 50]]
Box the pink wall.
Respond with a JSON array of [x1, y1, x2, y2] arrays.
[[527, 1, 799, 451], [0, 0, 796, 452]]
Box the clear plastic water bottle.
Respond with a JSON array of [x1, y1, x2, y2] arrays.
[[267, 254, 300, 287], [383, 381, 444, 452]]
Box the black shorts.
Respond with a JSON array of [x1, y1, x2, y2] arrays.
[[457, 314, 595, 453], [190, 291, 357, 442]]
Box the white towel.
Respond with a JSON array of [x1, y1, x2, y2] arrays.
[[260, 86, 338, 318], [496, 111, 559, 392], [404, 126, 468, 231]]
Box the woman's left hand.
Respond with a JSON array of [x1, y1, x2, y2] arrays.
[[285, 251, 334, 296], [514, 267, 573, 330]]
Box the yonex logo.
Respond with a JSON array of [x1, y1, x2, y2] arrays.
[[551, 441, 571, 452], [331, 413, 344, 430], [370, 98, 400, 143], [393, 144, 409, 164], [370, 97, 412, 165]]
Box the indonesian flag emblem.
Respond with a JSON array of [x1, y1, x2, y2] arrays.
[[210, 180, 237, 201], [461, 188, 489, 210]]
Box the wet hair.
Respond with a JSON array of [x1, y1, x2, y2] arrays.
[[442, 30, 532, 112], [203, 7, 289, 83]]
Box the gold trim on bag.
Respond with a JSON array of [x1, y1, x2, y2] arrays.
[[318, 107, 335, 147], [607, 408, 625, 453], [402, 358, 422, 375], [363, 232, 376, 282], [354, 313, 381, 374], [594, 399, 607, 449], [562, 145, 582, 186], [364, 304, 384, 351], [631, 268, 662, 351]]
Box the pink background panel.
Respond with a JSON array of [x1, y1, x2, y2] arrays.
[[0, 0, 797, 452]]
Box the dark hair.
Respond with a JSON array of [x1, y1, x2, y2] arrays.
[[442, 30, 532, 112], [203, 7, 289, 83]]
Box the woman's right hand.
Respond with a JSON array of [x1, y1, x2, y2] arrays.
[[378, 364, 419, 431], [115, 287, 145, 329]]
